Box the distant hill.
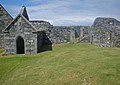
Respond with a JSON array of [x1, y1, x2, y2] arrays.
[[92, 17, 120, 27]]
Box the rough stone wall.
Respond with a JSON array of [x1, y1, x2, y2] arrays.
[[91, 17, 120, 48], [91, 27, 111, 47], [46, 26, 71, 43], [30, 21, 52, 30], [31, 21, 82, 44], [4, 17, 38, 55], [79, 26, 90, 42], [24, 33, 37, 54], [50, 26, 90, 43], [113, 28, 120, 47], [4, 33, 16, 54], [0, 4, 13, 48]]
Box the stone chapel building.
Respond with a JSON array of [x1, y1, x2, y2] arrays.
[[3, 6, 43, 55]]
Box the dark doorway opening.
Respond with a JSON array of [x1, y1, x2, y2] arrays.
[[16, 36, 25, 54]]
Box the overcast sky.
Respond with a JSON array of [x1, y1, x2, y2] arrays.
[[0, 0, 120, 26]]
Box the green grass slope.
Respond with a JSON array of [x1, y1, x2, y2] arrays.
[[0, 43, 120, 85]]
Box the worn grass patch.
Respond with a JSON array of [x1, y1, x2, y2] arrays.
[[0, 43, 120, 85]]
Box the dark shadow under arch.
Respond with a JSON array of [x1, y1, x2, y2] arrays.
[[16, 36, 25, 54]]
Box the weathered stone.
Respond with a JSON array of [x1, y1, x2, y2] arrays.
[[3, 6, 43, 55], [0, 4, 13, 48]]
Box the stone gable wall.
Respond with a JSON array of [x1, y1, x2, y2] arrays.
[[4, 17, 39, 54], [0, 4, 13, 48]]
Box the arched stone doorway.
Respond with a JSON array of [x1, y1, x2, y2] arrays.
[[16, 36, 25, 54]]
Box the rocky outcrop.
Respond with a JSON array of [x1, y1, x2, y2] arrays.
[[92, 17, 120, 27]]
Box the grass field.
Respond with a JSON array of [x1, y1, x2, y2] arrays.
[[0, 43, 120, 85]]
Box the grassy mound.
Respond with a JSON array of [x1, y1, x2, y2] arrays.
[[0, 43, 120, 85]]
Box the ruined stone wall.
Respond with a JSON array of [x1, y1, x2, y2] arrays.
[[79, 26, 90, 42], [31, 21, 82, 44], [4, 33, 16, 54], [44, 27, 72, 43], [113, 28, 120, 47], [90, 27, 111, 47], [91, 17, 120, 48], [0, 4, 13, 48]]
